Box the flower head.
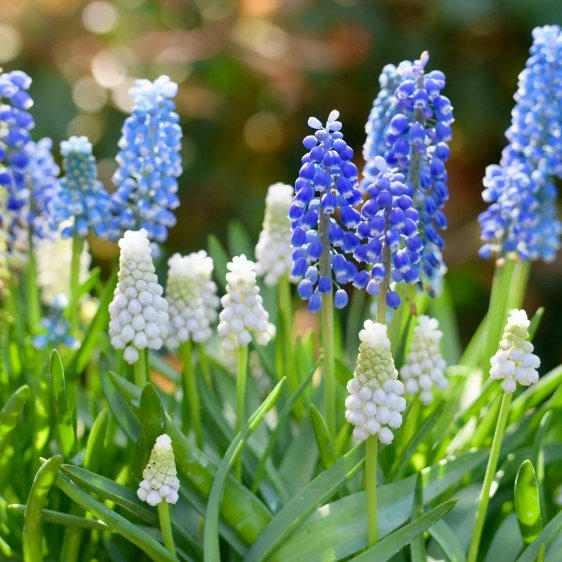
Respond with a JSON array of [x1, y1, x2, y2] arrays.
[[345, 321, 406, 444], [479, 26, 562, 262], [185, 250, 220, 324], [490, 309, 540, 393], [400, 315, 447, 404], [109, 75, 182, 257], [218, 255, 275, 351], [137, 434, 180, 506], [109, 229, 169, 364], [255, 182, 294, 287], [165, 253, 212, 348], [290, 110, 362, 312]]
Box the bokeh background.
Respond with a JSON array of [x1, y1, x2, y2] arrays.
[[1, 0, 561, 367]]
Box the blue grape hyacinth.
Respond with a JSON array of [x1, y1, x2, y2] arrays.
[[479, 25, 562, 262], [109, 75, 182, 257], [290, 110, 363, 312], [51, 136, 111, 239], [32, 294, 79, 350]]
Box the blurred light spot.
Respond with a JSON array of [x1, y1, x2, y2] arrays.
[[67, 115, 103, 144], [73, 76, 108, 113], [244, 112, 282, 153], [0, 25, 22, 63], [97, 157, 118, 188], [177, 85, 221, 119], [111, 77, 137, 113], [232, 18, 288, 60], [83, 1, 120, 34], [91, 47, 132, 88], [198, 0, 235, 21], [240, 0, 280, 17]]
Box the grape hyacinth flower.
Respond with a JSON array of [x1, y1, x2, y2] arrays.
[[186, 250, 220, 326], [400, 315, 447, 404], [345, 320, 406, 444], [109, 229, 169, 364], [479, 26, 562, 262], [51, 136, 111, 239], [290, 110, 363, 312], [36, 225, 91, 306], [218, 255, 276, 352], [137, 434, 180, 506], [32, 294, 79, 350], [109, 76, 182, 257], [255, 182, 294, 287], [489, 309, 540, 393], [165, 253, 212, 348]]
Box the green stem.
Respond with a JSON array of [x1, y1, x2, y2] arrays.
[[196, 343, 212, 387], [157, 501, 176, 556], [133, 348, 148, 388], [467, 391, 513, 562], [26, 231, 41, 336], [366, 435, 378, 547], [69, 233, 84, 336], [180, 340, 202, 448], [234, 344, 249, 480], [279, 274, 298, 392]]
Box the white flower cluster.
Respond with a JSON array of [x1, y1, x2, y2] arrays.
[[400, 315, 447, 405], [345, 321, 406, 444], [187, 250, 220, 324], [165, 253, 212, 348], [36, 226, 91, 306], [255, 183, 294, 287], [218, 255, 276, 351], [137, 434, 180, 506], [490, 309, 540, 393], [109, 230, 169, 364]]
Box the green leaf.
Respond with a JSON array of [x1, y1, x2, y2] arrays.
[[427, 519, 466, 562], [23, 455, 62, 562], [244, 444, 364, 562], [515, 460, 543, 544], [533, 410, 551, 524], [78, 266, 101, 298], [537, 543, 545, 562], [208, 234, 229, 292], [0, 384, 29, 456], [133, 383, 166, 481], [309, 404, 335, 469], [204, 379, 285, 562], [49, 350, 75, 458], [515, 508, 562, 562], [429, 283, 461, 366], [352, 500, 457, 562], [227, 220, 254, 260], [56, 470, 177, 562], [9, 504, 109, 531], [483, 513, 523, 562], [66, 269, 118, 377], [270, 449, 486, 562], [84, 408, 108, 473], [528, 307, 544, 340], [410, 475, 426, 562]]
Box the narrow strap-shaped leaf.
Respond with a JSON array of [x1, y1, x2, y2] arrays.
[[533, 410, 552, 524], [428, 519, 465, 562], [515, 460, 543, 544], [204, 379, 285, 562], [84, 408, 108, 472], [10, 504, 109, 531], [101, 369, 141, 441], [78, 266, 101, 298], [309, 404, 335, 469], [56, 470, 178, 562], [410, 474, 426, 562], [352, 500, 457, 562], [536, 543, 545, 562], [50, 351, 75, 458], [483, 512, 523, 562], [528, 307, 544, 340], [244, 443, 365, 562], [515, 508, 562, 562], [0, 384, 29, 456], [23, 455, 61, 562], [207, 234, 229, 292], [227, 220, 254, 261]]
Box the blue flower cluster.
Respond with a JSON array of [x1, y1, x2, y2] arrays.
[[479, 25, 562, 262], [363, 52, 452, 295], [32, 295, 79, 350], [354, 155, 421, 308], [109, 75, 182, 257], [290, 110, 362, 312], [51, 136, 111, 239]]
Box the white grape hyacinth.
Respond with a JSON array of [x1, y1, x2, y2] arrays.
[[490, 309, 540, 394], [36, 225, 91, 306], [137, 434, 180, 506], [188, 250, 220, 324], [109, 229, 169, 364], [400, 315, 447, 405], [255, 182, 294, 287], [345, 321, 406, 444], [165, 253, 212, 348], [218, 255, 276, 352]]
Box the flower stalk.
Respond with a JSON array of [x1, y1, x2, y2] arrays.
[[69, 232, 83, 336], [234, 344, 249, 480], [180, 340, 202, 448], [157, 501, 176, 556]]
